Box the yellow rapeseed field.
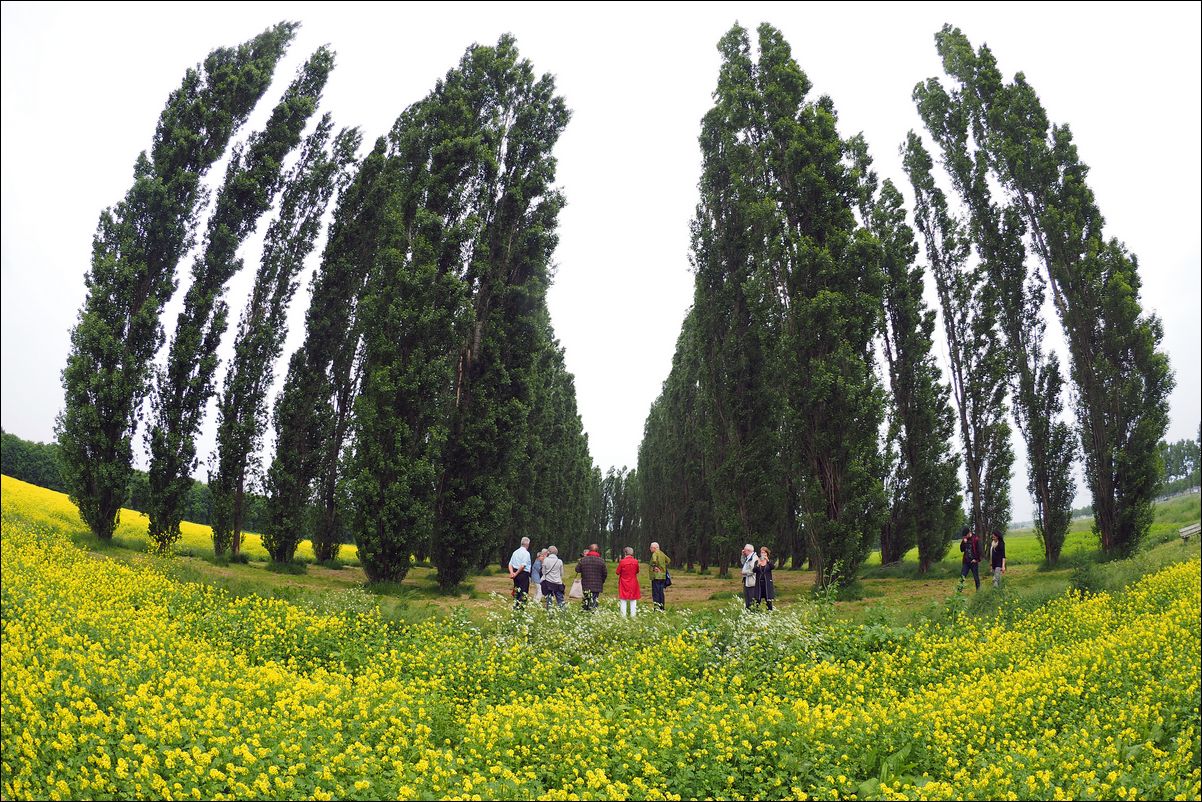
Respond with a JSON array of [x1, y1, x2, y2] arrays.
[[0, 475, 358, 564], [1, 476, 1199, 800]]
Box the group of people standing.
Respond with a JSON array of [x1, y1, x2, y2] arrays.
[[959, 527, 1007, 589], [507, 538, 673, 616], [507, 526, 1008, 616], [739, 544, 776, 610]]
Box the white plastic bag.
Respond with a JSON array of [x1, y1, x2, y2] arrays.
[[569, 578, 584, 599]]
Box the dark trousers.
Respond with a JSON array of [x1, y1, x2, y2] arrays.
[[757, 584, 774, 611], [543, 581, 565, 609], [513, 570, 530, 607], [744, 584, 757, 609], [961, 560, 980, 590], [652, 579, 666, 610], [583, 589, 601, 611]]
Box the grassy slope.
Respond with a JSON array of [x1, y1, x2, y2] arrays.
[[2, 474, 1198, 625]]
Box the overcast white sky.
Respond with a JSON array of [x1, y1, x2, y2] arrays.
[[2, 1, 1199, 524]]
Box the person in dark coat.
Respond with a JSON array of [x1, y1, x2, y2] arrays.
[[575, 548, 607, 611], [959, 526, 982, 590], [753, 547, 776, 611], [990, 529, 1006, 588]]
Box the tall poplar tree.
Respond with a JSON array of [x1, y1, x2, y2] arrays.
[[691, 25, 786, 566], [931, 26, 1172, 556], [209, 118, 360, 562], [267, 137, 392, 564], [867, 177, 963, 570], [637, 313, 716, 571], [347, 94, 474, 583], [432, 36, 571, 588], [146, 47, 333, 553], [637, 310, 705, 569], [57, 23, 297, 541], [753, 23, 887, 586], [914, 59, 1075, 563], [507, 321, 596, 559], [904, 132, 1013, 542]]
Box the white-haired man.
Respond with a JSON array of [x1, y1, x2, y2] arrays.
[[509, 536, 532, 608], [740, 543, 758, 610]]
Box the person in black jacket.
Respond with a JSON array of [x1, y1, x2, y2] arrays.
[[959, 526, 982, 590], [753, 547, 776, 611], [990, 529, 1006, 588], [575, 549, 607, 611]]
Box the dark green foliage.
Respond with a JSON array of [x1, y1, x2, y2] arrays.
[[931, 26, 1173, 556], [600, 467, 641, 560], [865, 178, 963, 571], [637, 24, 888, 584], [752, 24, 887, 586], [147, 45, 331, 554], [56, 23, 298, 541], [637, 311, 720, 572], [1, 430, 67, 492], [348, 95, 473, 582], [913, 51, 1075, 565], [324, 35, 580, 586], [212, 118, 360, 564], [903, 133, 1013, 545], [431, 36, 571, 588], [1, 429, 275, 530], [507, 322, 596, 559], [268, 137, 393, 565], [1159, 437, 1200, 486], [265, 350, 325, 561], [691, 24, 787, 568]]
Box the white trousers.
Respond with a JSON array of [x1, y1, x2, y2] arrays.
[[619, 598, 637, 617]]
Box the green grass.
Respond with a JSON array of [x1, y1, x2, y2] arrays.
[[862, 491, 1200, 579]]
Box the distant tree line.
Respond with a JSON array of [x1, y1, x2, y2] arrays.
[[1158, 432, 1201, 497], [635, 23, 1175, 586], [54, 24, 597, 584], [2, 429, 272, 533]]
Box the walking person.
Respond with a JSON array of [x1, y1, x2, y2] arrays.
[[586, 543, 603, 558], [531, 548, 547, 604], [542, 546, 566, 609], [576, 548, 607, 611], [959, 526, 982, 591], [990, 529, 1006, 588], [509, 536, 532, 608], [740, 544, 758, 610], [754, 547, 776, 611], [649, 542, 670, 611], [616, 546, 641, 617]]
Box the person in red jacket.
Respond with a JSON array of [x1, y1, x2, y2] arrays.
[[616, 546, 641, 617]]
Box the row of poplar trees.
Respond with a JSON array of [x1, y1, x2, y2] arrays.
[[637, 23, 1172, 585], [56, 23, 597, 588]]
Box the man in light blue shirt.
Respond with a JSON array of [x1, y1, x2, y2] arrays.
[[509, 536, 532, 607]]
